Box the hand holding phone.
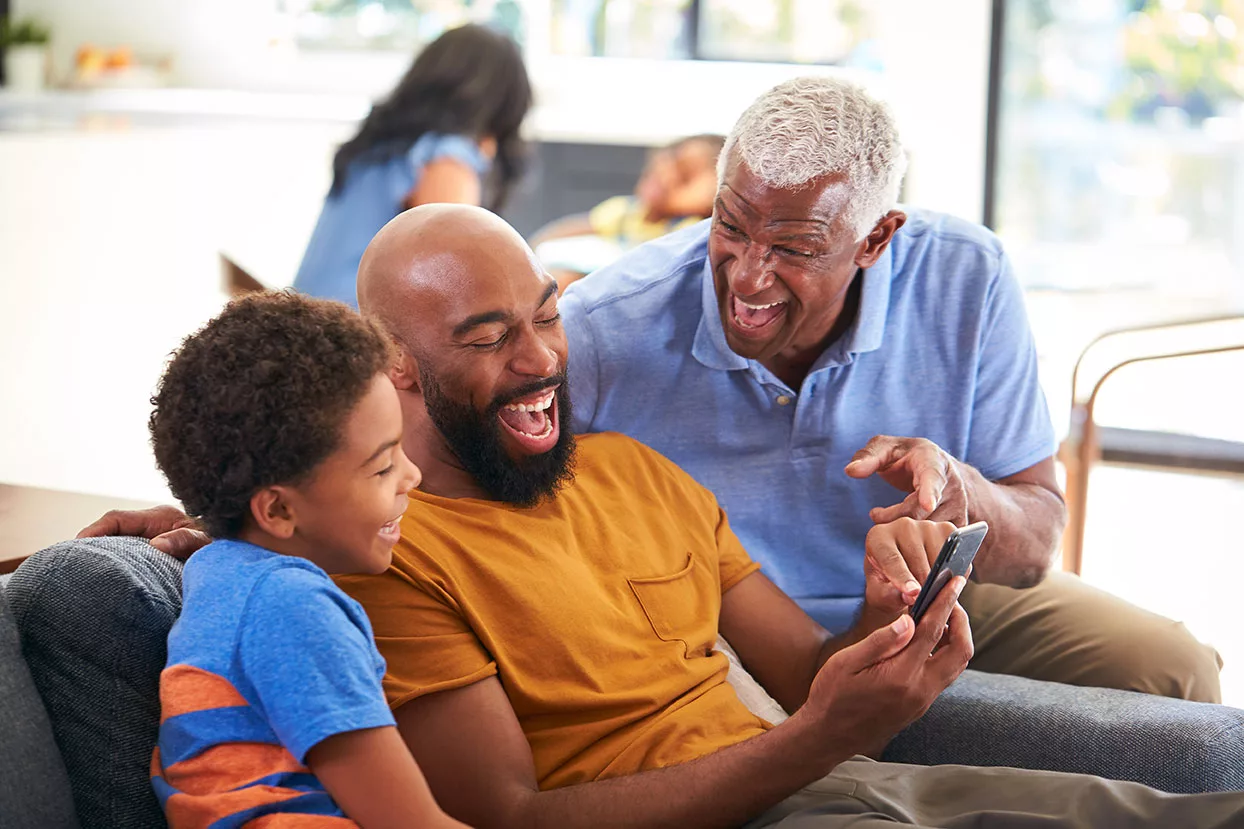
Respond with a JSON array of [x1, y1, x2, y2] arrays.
[[909, 521, 988, 625]]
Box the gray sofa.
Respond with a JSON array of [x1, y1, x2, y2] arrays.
[[2, 537, 1243, 829]]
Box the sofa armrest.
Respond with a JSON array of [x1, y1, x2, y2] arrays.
[[9, 537, 183, 829], [0, 586, 80, 828], [882, 668, 1244, 793]]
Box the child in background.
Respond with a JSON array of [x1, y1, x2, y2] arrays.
[[587, 133, 726, 247], [148, 291, 466, 828], [533, 134, 725, 292]]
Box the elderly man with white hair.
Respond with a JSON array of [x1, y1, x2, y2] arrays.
[[560, 75, 1222, 702]]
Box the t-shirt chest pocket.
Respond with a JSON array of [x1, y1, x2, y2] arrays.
[[627, 553, 718, 658]]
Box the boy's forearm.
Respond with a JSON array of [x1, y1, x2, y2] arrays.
[[309, 726, 463, 829]]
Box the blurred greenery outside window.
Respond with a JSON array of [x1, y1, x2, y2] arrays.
[[695, 0, 877, 64], [996, 0, 1244, 448], [282, 0, 881, 67], [996, 0, 1244, 308], [280, 0, 526, 50]]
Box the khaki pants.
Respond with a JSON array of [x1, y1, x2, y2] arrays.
[[959, 570, 1223, 703], [741, 756, 1244, 826], [745, 757, 1244, 828]]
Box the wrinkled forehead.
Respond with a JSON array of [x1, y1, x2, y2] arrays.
[[716, 153, 854, 241], [398, 241, 554, 336]]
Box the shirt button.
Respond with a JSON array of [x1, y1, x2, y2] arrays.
[[776, 395, 793, 406]]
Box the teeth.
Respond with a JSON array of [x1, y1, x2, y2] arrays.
[[503, 389, 555, 413], [738, 298, 785, 311]]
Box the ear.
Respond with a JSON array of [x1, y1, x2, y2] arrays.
[[390, 346, 422, 393], [854, 210, 907, 269], [249, 487, 297, 540]]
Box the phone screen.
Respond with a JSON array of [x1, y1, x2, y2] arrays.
[[909, 521, 988, 625]]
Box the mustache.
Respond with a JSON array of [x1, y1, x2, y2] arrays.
[[489, 372, 567, 414]]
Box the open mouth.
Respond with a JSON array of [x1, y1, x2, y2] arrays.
[[496, 386, 560, 455], [378, 517, 402, 545], [729, 294, 787, 337], [377, 500, 408, 545]]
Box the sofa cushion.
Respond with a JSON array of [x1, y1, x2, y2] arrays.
[[0, 585, 80, 827], [8, 537, 183, 829], [883, 668, 1244, 793]]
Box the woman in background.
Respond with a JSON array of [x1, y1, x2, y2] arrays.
[[294, 24, 532, 308]]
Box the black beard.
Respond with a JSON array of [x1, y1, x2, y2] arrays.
[[420, 370, 577, 507]]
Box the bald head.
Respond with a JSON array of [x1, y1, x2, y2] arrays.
[[353, 204, 573, 506], [357, 204, 544, 350]]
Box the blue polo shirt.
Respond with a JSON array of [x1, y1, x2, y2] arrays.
[[560, 212, 1055, 633]]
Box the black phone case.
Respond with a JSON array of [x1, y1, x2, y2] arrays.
[[909, 522, 988, 625]]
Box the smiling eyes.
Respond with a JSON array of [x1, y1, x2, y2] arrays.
[[716, 217, 816, 259], [471, 313, 562, 351]]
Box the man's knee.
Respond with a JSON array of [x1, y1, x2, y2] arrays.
[[1115, 619, 1223, 704], [1045, 575, 1224, 703], [964, 572, 1223, 702]]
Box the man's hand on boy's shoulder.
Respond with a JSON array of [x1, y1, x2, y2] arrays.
[[77, 504, 211, 560]]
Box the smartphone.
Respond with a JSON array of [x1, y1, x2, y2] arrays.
[[909, 521, 988, 625]]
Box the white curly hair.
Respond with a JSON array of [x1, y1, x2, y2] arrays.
[[718, 75, 907, 241]]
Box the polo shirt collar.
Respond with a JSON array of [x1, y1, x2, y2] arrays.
[[692, 243, 894, 373], [692, 258, 749, 371]]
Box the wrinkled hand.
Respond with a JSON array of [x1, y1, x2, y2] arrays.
[[76, 505, 210, 560], [861, 518, 957, 627], [801, 570, 972, 758], [845, 436, 970, 526]]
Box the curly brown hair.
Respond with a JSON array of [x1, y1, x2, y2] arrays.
[[150, 290, 394, 539]]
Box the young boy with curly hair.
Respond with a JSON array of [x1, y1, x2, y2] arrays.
[[148, 291, 465, 828]]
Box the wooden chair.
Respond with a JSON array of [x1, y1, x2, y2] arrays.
[[1058, 314, 1244, 574]]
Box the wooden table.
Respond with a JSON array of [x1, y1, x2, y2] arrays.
[[0, 484, 159, 574]]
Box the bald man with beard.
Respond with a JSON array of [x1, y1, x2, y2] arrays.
[[83, 206, 1244, 828], [353, 203, 577, 508]]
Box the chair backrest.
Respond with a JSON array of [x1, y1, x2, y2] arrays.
[[8, 537, 183, 829], [1070, 314, 1244, 407], [0, 583, 80, 827]]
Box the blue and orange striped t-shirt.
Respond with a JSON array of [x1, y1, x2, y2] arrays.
[[153, 539, 395, 827]]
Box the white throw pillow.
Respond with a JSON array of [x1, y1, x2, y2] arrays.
[[717, 635, 789, 724]]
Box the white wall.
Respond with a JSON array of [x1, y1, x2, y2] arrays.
[[0, 123, 342, 501], [877, 2, 991, 224], [13, 0, 992, 222]]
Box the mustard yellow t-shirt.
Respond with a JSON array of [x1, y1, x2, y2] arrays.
[[337, 432, 768, 789]]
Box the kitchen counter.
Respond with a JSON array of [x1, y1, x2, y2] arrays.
[[0, 55, 865, 147], [0, 87, 368, 131]]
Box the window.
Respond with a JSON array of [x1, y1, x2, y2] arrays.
[[282, 0, 524, 51], [991, 0, 1244, 437], [696, 0, 877, 65], [551, 0, 690, 59], [551, 0, 876, 62], [285, 0, 877, 65], [993, 0, 1244, 315]]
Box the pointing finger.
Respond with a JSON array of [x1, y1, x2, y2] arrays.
[[870, 493, 928, 524], [846, 436, 905, 478]]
